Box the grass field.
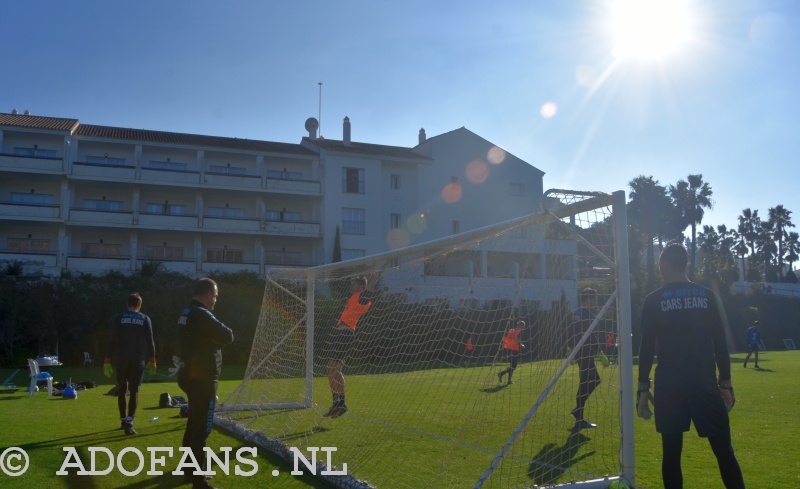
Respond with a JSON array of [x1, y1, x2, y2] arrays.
[[1, 350, 799, 488]]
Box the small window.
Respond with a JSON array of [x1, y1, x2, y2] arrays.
[[86, 156, 126, 166], [342, 249, 365, 261], [14, 147, 56, 158], [84, 200, 123, 211], [390, 257, 400, 268], [342, 168, 365, 194], [451, 176, 459, 185], [144, 246, 184, 260], [207, 248, 243, 263], [8, 238, 51, 253], [209, 165, 246, 175], [391, 213, 401, 229], [146, 203, 185, 215], [342, 208, 365, 234], [149, 161, 188, 171], [390, 174, 400, 190], [452, 220, 460, 234], [208, 207, 245, 218], [510, 183, 525, 196], [11, 193, 54, 205], [265, 251, 301, 265], [267, 170, 302, 180], [80, 243, 122, 258], [266, 210, 301, 221]]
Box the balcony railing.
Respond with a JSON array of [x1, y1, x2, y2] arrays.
[[0, 153, 64, 172], [0, 201, 61, 219], [72, 162, 136, 179]]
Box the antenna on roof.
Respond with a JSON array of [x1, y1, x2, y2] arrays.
[[318, 81, 323, 138]]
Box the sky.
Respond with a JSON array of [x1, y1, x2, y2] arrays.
[[2, 0, 798, 229]]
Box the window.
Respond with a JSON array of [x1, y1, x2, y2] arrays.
[[208, 207, 245, 218], [11, 193, 54, 205], [342, 249, 365, 261], [451, 176, 459, 185], [209, 165, 246, 175], [342, 208, 365, 234], [84, 200, 123, 211], [206, 248, 243, 263], [267, 170, 302, 180], [510, 183, 525, 196], [144, 246, 184, 260], [7, 238, 50, 253], [80, 243, 122, 258], [390, 174, 400, 190], [391, 213, 401, 229], [86, 156, 126, 166], [390, 257, 400, 268], [266, 210, 301, 221], [452, 220, 460, 234], [342, 168, 365, 194], [146, 203, 186, 215], [149, 161, 188, 171], [14, 147, 56, 157], [265, 251, 301, 265]]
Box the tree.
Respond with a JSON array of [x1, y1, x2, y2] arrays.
[[333, 225, 342, 263], [756, 220, 777, 281], [784, 231, 800, 279], [730, 228, 748, 282], [628, 176, 672, 291], [670, 174, 713, 279], [767, 205, 794, 280]]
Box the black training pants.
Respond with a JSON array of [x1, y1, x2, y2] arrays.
[[661, 430, 745, 489], [181, 379, 217, 483]]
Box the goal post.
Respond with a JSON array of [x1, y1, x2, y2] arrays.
[[216, 189, 635, 489]]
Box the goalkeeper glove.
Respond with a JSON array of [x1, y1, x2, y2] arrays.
[[637, 380, 654, 420], [598, 350, 610, 368], [103, 359, 113, 378], [146, 358, 157, 376], [718, 379, 735, 412]]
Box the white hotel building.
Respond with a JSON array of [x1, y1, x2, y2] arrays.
[[0, 111, 547, 280]]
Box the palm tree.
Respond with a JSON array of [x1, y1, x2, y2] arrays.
[[756, 220, 777, 281], [767, 205, 795, 279], [738, 209, 760, 257], [628, 176, 671, 290], [784, 231, 800, 277], [670, 174, 713, 279], [730, 228, 748, 282]]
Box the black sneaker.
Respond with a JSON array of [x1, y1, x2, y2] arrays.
[[507, 381, 514, 385], [330, 404, 349, 418], [124, 423, 137, 435], [118, 420, 127, 430], [322, 405, 338, 418], [574, 419, 597, 430], [192, 481, 217, 489], [754, 364, 760, 369]]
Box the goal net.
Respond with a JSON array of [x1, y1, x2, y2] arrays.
[[216, 189, 635, 489]]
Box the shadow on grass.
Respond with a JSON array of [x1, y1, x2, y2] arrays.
[[480, 384, 510, 394], [527, 429, 595, 486], [277, 426, 330, 443], [753, 367, 776, 372], [17, 425, 186, 451]]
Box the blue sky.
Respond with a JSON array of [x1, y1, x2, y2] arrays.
[[2, 1, 798, 228]]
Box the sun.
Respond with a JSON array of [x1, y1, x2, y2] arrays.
[[611, 0, 691, 59]]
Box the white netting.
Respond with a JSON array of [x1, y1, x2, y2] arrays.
[[217, 190, 632, 489]]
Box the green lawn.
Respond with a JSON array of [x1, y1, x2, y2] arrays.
[[1, 351, 798, 488]]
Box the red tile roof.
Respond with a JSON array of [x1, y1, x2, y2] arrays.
[[303, 137, 431, 161], [0, 113, 79, 132], [75, 124, 315, 156]]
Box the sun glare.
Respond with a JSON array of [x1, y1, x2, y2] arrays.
[[611, 0, 691, 59]]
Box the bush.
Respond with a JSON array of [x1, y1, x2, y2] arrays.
[[784, 271, 798, 284]]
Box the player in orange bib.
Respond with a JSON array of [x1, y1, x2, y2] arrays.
[[498, 321, 525, 385], [323, 263, 386, 418]]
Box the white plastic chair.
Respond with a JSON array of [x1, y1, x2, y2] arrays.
[[83, 352, 93, 367], [28, 358, 53, 397]]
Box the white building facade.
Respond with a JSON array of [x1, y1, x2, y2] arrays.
[[0, 112, 546, 278]]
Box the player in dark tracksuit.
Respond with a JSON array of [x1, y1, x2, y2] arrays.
[[637, 244, 744, 489], [104, 293, 156, 435], [570, 287, 601, 430], [743, 321, 761, 368], [177, 278, 234, 489]]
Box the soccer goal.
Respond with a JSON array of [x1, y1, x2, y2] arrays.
[[216, 190, 635, 489], [784, 339, 796, 350]]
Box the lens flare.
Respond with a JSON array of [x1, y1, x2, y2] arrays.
[[386, 228, 410, 249], [575, 64, 598, 88], [406, 214, 427, 234], [540, 102, 558, 119], [442, 183, 463, 203], [487, 147, 506, 165], [465, 160, 490, 184]]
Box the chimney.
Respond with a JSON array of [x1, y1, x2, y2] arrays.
[[23, 110, 30, 116], [419, 128, 426, 145], [11, 108, 18, 115], [343, 117, 351, 147]]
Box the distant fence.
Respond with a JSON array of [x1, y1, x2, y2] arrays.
[[732, 281, 800, 299]]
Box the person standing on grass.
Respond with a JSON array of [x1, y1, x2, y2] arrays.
[[570, 287, 601, 430], [743, 321, 761, 369], [323, 263, 386, 418], [104, 293, 156, 436], [176, 278, 234, 489], [637, 243, 745, 489], [498, 321, 525, 385]]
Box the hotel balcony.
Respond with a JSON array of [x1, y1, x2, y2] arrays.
[[263, 219, 321, 238], [0, 153, 64, 174], [201, 260, 260, 274], [70, 208, 134, 225], [72, 162, 136, 180], [0, 250, 59, 277], [140, 167, 201, 185], [137, 256, 198, 275], [204, 172, 262, 189], [265, 176, 322, 195], [0, 202, 61, 220], [203, 216, 262, 233], [138, 212, 199, 229], [66, 254, 132, 273]]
